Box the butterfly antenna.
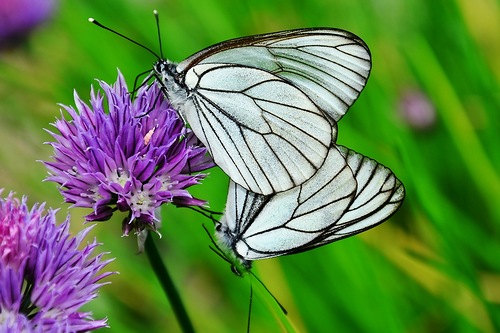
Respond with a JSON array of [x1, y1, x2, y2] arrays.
[[249, 270, 288, 315], [247, 285, 253, 333], [208, 245, 233, 266], [153, 10, 164, 59], [203, 224, 247, 273], [88, 18, 160, 59]]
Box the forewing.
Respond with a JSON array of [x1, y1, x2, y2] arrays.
[[182, 63, 332, 195], [219, 146, 357, 260], [309, 146, 405, 246], [178, 28, 371, 122]]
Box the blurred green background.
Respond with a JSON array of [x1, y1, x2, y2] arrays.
[[1, 0, 499, 332]]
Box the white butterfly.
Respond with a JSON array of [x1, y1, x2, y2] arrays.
[[154, 28, 371, 195], [215, 145, 405, 269]]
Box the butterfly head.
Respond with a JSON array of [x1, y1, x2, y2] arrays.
[[154, 59, 177, 84], [214, 218, 233, 248], [152, 59, 188, 109]]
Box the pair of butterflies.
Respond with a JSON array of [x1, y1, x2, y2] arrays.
[[90, 14, 404, 271], [150, 26, 405, 270]]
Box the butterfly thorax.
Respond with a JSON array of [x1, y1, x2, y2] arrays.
[[153, 59, 189, 111], [215, 219, 236, 250]]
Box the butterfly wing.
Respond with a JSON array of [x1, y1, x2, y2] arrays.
[[178, 28, 372, 122], [217, 145, 405, 261], [309, 146, 405, 245], [217, 145, 357, 260], [179, 63, 332, 195], [169, 28, 370, 194]]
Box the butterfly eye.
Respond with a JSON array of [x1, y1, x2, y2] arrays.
[[154, 59, 167, 74]]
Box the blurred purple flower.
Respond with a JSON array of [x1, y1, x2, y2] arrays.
[[44, 71, 215, 238], [0, 191, 114, 332], [0, 0, 57, 49], [398, 89, 436, 130]]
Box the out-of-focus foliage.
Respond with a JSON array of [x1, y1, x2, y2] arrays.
[[0, 0, 498, 332]]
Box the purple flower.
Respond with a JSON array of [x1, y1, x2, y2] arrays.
[[398, 88, 436, 130], [0, 190, 114, 332], [0, 0, 57, 49], [44, 71, 215, 238]]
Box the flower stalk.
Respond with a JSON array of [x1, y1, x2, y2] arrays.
[[145, 233, 195, 333]]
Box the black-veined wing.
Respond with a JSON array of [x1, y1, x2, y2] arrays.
[[178, 28, 372, 123], [157, 28, 370, 195], [215, 145, 404, 265], [177, 63, 333, 195], [216, 145, 357, 263], [300, 146, 405, 249]]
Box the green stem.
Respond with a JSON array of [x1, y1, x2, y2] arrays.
[[145, 233, 195, 333]]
